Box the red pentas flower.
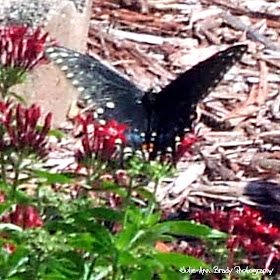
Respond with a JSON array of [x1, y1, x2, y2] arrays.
[[101, 120, 127, 142], [0, 101, 52, 158], [0, 100, 13, 150], [75, 115, 127, 163], [0, 99, 13, 125], [0, 194, 43, 229], [192, 206, 280, 269], [0, 192, 5, 203], [3, 243, 17, 254], [175, 133, 200, 162], [0, 26, 49, 70], [1, 205, 43, 229]]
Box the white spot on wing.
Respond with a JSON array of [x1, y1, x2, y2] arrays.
[[226, 51, 235, 57], [49, 52, 59, 58], [106, 102, 115, 109], [96, 108, 104, 114], [77, 86, 85, 92], [60, 52, 69, 58], [55, 58, 63, 64], [124, 147, 133, 154], [66, 72, 74, 78], [61, 65, 68, 71], [115, 138, 122, 145], [45, 47, 54, 53]]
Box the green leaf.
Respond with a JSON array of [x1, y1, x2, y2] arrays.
[[155, 252, 209, 270], [135, 188, 156, 203], [152, 221, 227, 239], [12, 190, 32, 205], [0, 66, 27, 97], [9, 92, 27, 105], [89, 208, 124, 222], [32, 170, 71, 184], [40, 273, 68, 280], [117, 251, 137, 265], [102, 181, 127, 197], [47, 129, 65, 139], [67, 223, 114, 254], [68, 232, 97, 251], [145, 212, 161, 227], [124, 207, 142, 228], [5, 246, 30, 278], [0, 202, 13, 216], [115, 224, 138, 250], [35, 127, 65, 140], [159, 269, 191, 280], [45, 220, 77, 233], [0, 181, 11, 191], [131, 266, 154, 280], [86, 264, 111, 280], [41, 251, 84, 279]]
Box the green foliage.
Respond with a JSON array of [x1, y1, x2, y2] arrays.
[[0, 66, 26, 99], [33, 170, 72, 185], [1, 181, 223, 280], [0, 125, 259, 280], [0, 46, 266, 280]]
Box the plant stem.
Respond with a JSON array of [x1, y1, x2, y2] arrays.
[[153, 178, 159, 197], [124, 177, 133, 206], [86, 256, 96, 280], [1, 85, 9, 99], [0, 153, 7, 184], [11, 154, 23, 198], [112, 255, 119, 280]]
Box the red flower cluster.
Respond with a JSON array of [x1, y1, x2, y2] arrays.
[[0, 26, 49, 70], [175, 133, 200, 160], [75, 115, 127, 163], [0, 193, 43, 254], [193, 206, 280, 269], [3, 242, 17, 254], [0, 101, 52, 158], [2, 205, 43, 229], [0, 192, 5, 203], [178, 241, 207, 260]]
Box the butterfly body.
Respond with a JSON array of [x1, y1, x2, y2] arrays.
[[45, 44, 247, 153]]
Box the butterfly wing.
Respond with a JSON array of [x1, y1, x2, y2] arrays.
[[45, 46, 148, 138], [45, 45, 247, 153], [152, 44, 247, 149]]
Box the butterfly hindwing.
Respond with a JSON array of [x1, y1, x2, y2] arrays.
[[152, 44, 248, 149]]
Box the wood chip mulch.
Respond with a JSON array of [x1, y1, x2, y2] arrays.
[[57, 0, 280, 214]]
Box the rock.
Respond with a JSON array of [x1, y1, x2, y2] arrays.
[[1, 0, 91, 126]]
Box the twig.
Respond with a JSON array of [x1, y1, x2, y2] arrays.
[[221, 12, 280, 51]]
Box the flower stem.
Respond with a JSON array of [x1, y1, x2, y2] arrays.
[[11, 154, 23, 198], [124, 177, 134, 206], [86, 256, 97, 280], [0, 153, 7, 184], [112, 252, 120, 280]]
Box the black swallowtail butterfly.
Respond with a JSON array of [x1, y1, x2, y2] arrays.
[[45, 44, 247, 153]]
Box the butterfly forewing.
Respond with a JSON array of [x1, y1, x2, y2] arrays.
[[45, 46, 148, 136], [152, 44, 248, 149]]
